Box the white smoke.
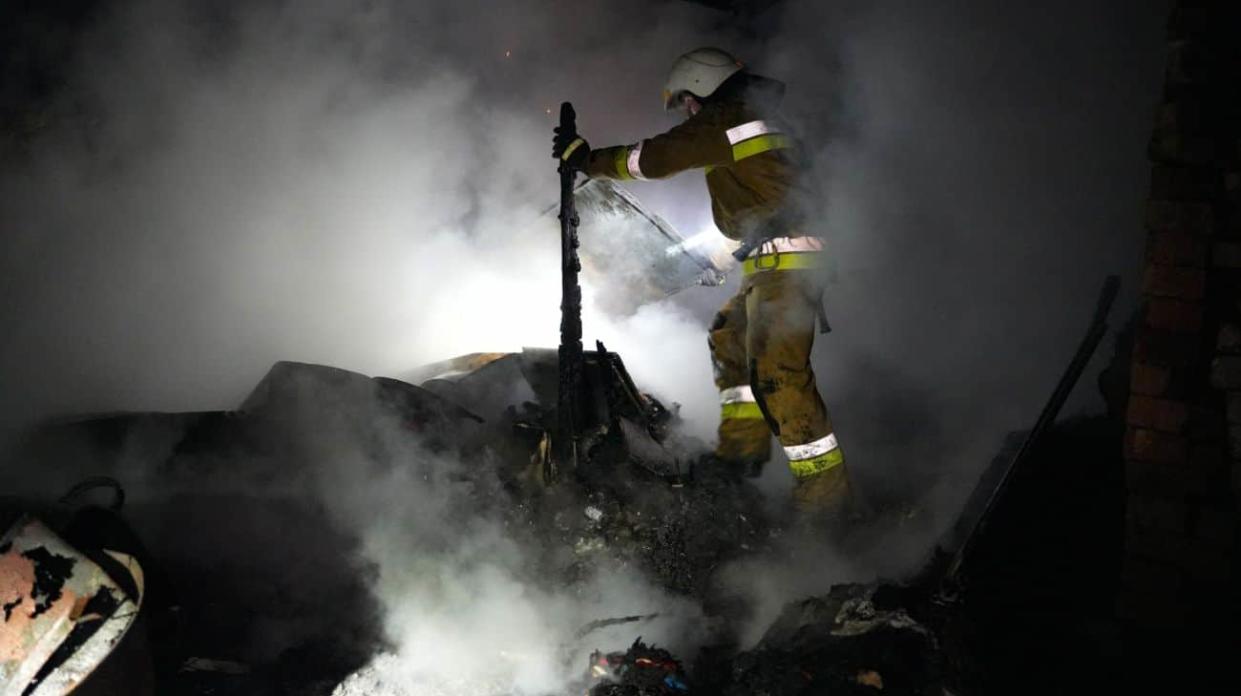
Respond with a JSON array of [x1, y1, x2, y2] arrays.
[[1, 1, 742, 693], [309, 410, 710, 695], [0, 0, 738, 435]]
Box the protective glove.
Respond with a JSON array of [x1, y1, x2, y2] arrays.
[[696, 268, 727, 287], [553, 127, 589, 171]]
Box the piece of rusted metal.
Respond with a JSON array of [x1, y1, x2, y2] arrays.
[[0, 516, 144, 696]]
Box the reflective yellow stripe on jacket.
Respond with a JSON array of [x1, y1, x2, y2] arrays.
[[613, 147, 631, 180], [725, 120, 791, 162], [613, 143, 648, 180]]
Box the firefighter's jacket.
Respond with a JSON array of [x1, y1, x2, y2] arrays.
[[584, 76, 811, 242]]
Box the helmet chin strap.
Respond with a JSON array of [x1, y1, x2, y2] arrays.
[[665, 91, 701, 117]]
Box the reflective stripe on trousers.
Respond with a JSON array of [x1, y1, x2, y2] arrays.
[[720, 384, 763, 420], [784, 432, 845, 479]]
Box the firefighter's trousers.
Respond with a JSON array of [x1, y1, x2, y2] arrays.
[[708, 259, 852, 511]]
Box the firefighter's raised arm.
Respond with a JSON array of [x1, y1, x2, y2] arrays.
[[583, 110, 732, 181]]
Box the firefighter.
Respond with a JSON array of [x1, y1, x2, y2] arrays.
[[553, 47, 853, 518]]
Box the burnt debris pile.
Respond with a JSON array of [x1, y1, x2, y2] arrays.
[[4, 278, 1129, 696], [718, 585, 941, 696], [6, 357, 801, 694]]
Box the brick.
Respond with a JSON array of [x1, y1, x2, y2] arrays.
[[1184, 549, 1232, 582], [1211, 355, 1241, 389], [1127, 493, 1189, 534], [1228, 392, 1241, 424], [1136, 444, 1231, 493], [1148, 232, 1208, 266], [1127, 459, 1197, 496], [1186, 406, 1227, 444], [1126, 428, 1190, 464], [1166, 41, 1211, 86], [1127, 395, 1191, 432], [1188, 445, 1229, 483], [1149, 132, 1217, 166], [1225, 208, 1241, 238], [1150, 166, 1218, 200], [1126, 362, 1206, 401], [1145, 298, 1204, 331], [1155, 99, 1210, 135], [1126, 528, 1233, 582], [1167, 8, 1212, 41], [1211, 276, 1241, 315], [1145, 200, 1215, 235], [1143, 264, 1206, 299], [1190, 504, 1237, 545], [1178, 578, 1237, 617], [1116, 587, 1189, 628], [1228, 424, 1241, 457], [1120, 554, 1182, 595], [1213, 241, 1241, 268], [1133, 327, 1204, 367], [1218, 324, 1241, 353], [1226, 84, 1241, 117], [1131, 362, 1172, 395]]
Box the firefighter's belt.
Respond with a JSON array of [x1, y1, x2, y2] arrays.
[[742, 250, 820, 276]]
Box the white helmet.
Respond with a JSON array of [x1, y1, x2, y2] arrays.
[[662, 47, 744, 110]]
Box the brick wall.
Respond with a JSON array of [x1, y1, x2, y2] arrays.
[[1119, 1, 1241, 629]]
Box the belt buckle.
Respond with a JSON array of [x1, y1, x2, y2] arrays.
[[753, 249, 780, 271]]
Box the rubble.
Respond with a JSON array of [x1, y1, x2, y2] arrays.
[[4, 326, 1133, 696], [570, 585, 943, 696], [18, 287, 1126, 696], [7, 358, 778, 693], [8, 352, 943, 695], [719, 585, 942, 696], [585, 639, 690, 695]]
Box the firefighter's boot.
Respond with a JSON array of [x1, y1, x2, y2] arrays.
[[792, 464, 854, 529]]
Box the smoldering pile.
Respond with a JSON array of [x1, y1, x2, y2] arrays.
[[9, 357, 943, 695]]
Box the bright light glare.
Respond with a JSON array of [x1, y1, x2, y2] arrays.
[[663, 228, 722, 258]]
